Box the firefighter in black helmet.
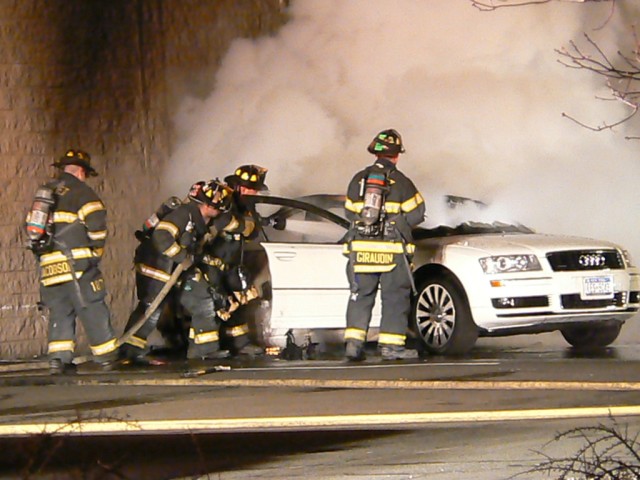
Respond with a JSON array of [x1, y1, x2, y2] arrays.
[[26, 149, 119, 374], [199, 164, 268, 357], [343, 129, 426, 361], [120, 179, 233, 363]]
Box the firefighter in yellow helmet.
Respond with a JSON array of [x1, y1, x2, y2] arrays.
[[198, 165, 269, 357], [26, 149, 119, 374], [343, 130, 425, 361]]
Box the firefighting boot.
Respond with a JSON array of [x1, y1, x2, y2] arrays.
[[49, 358, 77, 375], [345, 340, 365, 362], [379, 345, 418, 361], [235, 343, 265, 357], [187, 341, 231, 360]]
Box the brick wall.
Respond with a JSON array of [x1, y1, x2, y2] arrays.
[[0, 0, 287, 359]]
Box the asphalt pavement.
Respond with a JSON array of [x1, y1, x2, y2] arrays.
[[2, 332, 640, 479]]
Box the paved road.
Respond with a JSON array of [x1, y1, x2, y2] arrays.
[[1, 333, 640, 478]]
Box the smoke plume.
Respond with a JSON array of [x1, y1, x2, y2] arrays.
[[165, 0, 640, 259]]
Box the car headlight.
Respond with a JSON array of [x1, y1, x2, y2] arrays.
[[621, 249, 635, 268], [479, 254, 542, 274]]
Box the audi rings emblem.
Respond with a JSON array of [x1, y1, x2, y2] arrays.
[[578, 253, 607, 267]]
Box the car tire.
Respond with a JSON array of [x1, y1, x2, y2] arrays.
[[411, 273, 478, 355], [560, 321, 622, 349]]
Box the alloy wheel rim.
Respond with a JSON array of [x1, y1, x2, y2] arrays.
[[416, 283, 456, 348]]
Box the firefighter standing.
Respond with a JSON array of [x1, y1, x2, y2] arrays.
[[343, 129, 425, 361], [200, 164, 269, 357], [120, 180, 232, 363], [26, 149, 119, 375]]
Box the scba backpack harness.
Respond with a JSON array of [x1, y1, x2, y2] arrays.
[[25, 181, 60, 255], [354, 164, 391, 238]]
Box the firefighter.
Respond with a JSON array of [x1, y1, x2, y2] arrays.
[[200, 164, 269, 357], [343, 129, 425, 361], [120, 179, 232, 363], [26, 149, 119, 374]]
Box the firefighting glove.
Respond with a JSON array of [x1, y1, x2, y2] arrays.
[[216, 296, 240, 321], [232, 285, 259, 305]]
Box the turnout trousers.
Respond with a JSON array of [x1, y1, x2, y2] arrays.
[[179, 275, 224, 359], [40, 266, 118, 364], [345, 262, 412, 348], [123, 271, 223, 359]]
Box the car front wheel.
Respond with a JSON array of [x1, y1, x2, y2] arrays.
[[412, 274, 478, 355], [560, 321, 622, 349]]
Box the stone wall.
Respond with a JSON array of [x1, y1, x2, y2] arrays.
[[0, 0, 287, 359]]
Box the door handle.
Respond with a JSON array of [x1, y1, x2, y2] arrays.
[[274, 251, 296, 261]]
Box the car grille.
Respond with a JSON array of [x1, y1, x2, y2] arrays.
[[561, 292, 625, 309], [546, 249, 624, 272]]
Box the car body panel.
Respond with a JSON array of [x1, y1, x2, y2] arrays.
[[242, 194, 640, 351]]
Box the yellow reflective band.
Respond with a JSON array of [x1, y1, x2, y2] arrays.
[[353, 264, 396, 273], [91, 338, 118, 356], [41, 271, 83, 286], [136, 264, 171, 282], [242, 217, 256, 237], [401, 193, 424, 213], [40, 248, 94, 266], [344, 328, 367, 342], [194, 330, 220, 345], [87, 230, 107, 241], [48, 340, 75, 354], [126, 336, 147, 349], [344, 198, 363, 213], [223, 216, 240, 232], [163, 243, 181, 258], [350, 241, 405, 254], [384, 202, 401, 214], [378, 332, 406, 346], [78, 201, 105, 221], [228, 324, 249, 338], [156, 221, 179, 237], [52, 211, 78, 223], [202, 255, 225, 270]]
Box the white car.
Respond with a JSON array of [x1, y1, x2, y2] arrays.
[[227, 194, 640, 355]]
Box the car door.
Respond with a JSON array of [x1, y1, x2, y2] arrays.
[[253, 197, 381, 337]]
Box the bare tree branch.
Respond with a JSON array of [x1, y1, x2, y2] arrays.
[[469, 0, 640, 138], [470, 0, 612, 12]]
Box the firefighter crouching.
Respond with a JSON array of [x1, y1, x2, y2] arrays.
[[120, 179, 232, 363], [343, 129, 426, 361], [26, 149, 119, 375], [199, 164, 271, 357]]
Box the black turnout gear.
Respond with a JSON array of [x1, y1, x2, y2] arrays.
[[32, 171, 118, 367], [343, 156, 425, 356], [198, 193, 263, 355], [122, 200, 225, 360]]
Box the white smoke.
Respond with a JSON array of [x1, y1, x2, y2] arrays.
[[166, 0, 640, 259]]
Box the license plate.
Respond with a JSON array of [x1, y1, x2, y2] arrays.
[[581, 275, 614, 300]]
